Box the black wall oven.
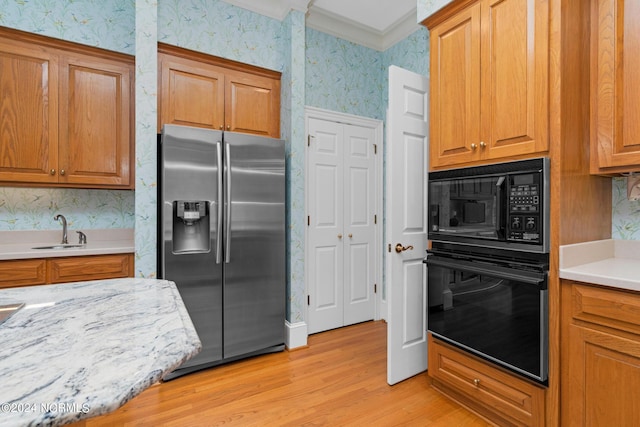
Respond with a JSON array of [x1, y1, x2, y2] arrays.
[[426, 158, 550, 384]]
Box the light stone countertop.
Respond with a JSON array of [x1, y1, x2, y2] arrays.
[[559, 239, 640, 292], [0, 229, 134, 260], [0, 278, 201, 427]]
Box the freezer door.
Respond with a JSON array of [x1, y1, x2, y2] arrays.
[[223, 132, 285, 359], [160, 124, 224, 369]]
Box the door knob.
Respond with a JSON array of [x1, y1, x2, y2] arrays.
[[395, 243, 414, 253]]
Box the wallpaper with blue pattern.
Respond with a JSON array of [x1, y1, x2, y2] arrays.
[[1, 0, 639, 325]]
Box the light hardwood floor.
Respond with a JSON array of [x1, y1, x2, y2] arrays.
[[80, 321, 488, 426]]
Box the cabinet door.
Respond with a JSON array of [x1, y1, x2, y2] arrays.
[[429, 2, 481, 169], [0, 259, 47, 288], [225, 69, 281, 138], [566, 326, 640, 426], [158, 53, 225, 132], [0, 39, 59, 184], [59, 53, 133, 187], [481, 0, 549, 160], [591, 0, 640, 173], [47, 254, 133, 284]]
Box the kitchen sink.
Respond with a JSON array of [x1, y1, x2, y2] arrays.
[[32, 244, 86, 250]]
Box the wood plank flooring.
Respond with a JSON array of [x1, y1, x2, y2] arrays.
[[80, 321, 489, 426]]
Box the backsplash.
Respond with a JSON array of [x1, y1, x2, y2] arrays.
[[612, 178, 640, 239], [0, 188, 135, 231]]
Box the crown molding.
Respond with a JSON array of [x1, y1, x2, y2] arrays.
[[222, 0, 420, 51]]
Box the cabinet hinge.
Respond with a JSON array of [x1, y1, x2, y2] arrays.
[[307, 215, 310, 226], [374, 214, 377, 225], [307, 295, 310, 306], [388, 244, 391, 253], [374, 284, 377, 293], [374, 144, 377, 154]]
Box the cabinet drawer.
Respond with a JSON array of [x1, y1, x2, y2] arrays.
[[47, 254, 133, 284], [428, 335, 545, 426], [0, 259, 47, 288], [570, 283, 640, 335]]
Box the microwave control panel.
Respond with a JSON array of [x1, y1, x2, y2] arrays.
[[507, 173, 541, 243]]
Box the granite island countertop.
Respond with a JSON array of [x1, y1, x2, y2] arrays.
[[559, 239, 640, 292], [0, 278, 201, 427]]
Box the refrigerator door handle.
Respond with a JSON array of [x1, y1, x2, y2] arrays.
[[215, 140, 223, 264], [224, 141, 232, 263]]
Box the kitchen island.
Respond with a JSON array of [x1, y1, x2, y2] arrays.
[[0, 278, 201, 427]]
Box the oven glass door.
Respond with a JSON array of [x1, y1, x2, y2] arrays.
[[427, 253, 548, 383], [429, 175, 505, 241]]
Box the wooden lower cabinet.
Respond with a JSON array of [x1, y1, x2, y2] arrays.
[[561, 280, 640, 426], [428, 334, 545, 426], [0, 254, 134, 288]]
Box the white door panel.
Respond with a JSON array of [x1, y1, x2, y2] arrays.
[[308, 118, 344, 334], [344, 124, 376, 327], [307, 116, 377, 334], [387, 65, 429, 385]]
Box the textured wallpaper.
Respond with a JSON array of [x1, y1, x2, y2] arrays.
[[158, 0, 285, 72], [613, 178, 640, 240], [0, 0, 136, 232], [306, 28, 385, 120]]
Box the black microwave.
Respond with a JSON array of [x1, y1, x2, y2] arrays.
[[428, 158, 550, 254]]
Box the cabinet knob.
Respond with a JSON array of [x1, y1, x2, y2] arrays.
[[479, 141, 486, 149], [60, 169, 65, 176], [348, 233, 353, 238], [473, 378, 480, 387], [226, 125, 231, 131], [50, 169, 56, 175], [470, 143, 478, 150], [338, 234, 343, 239], [219, 125, 224, 130]]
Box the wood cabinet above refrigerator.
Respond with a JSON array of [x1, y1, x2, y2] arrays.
[[158, 44, 281, 139]]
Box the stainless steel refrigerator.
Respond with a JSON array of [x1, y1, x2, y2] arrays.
[[158, 124, 285, 379]]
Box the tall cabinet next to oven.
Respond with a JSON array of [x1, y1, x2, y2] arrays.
[[422, 0, 613, 426]]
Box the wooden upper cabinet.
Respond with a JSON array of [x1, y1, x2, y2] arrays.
[[158, 44, 281, 138], [225, 69, 280, 137], [0, 38, 59, 184], [60, 53, 133, 186], [159, 52, 225, 130], [429, 2, 481, 168], [427, 0, 549, 169], [0, 27, 134, 189], [591, 0, 640, 174]]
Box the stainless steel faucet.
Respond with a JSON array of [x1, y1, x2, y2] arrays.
[[54, 214, 68, 244]]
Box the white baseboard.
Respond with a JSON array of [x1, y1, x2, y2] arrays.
[[285, 320, 308, 349]]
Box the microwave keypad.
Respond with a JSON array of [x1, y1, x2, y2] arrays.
[[509, 184, 540, 242], [509, 184, 539, 212]]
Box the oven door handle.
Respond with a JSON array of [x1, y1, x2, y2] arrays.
[[425, 255, 546, 287]]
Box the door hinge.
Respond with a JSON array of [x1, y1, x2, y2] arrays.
[[388, 243, 391, 253], [374, 283, 377, 293], [307, 295, 310, 306], [374, 214, 377, 225], [307, 215, 310, 226], [374, 144, 377, 154]]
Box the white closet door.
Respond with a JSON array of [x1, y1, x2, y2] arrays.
[[343, 124, 376, 326], [307, 117, 344, 334]]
